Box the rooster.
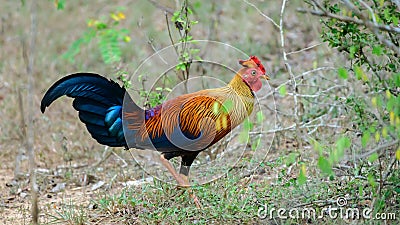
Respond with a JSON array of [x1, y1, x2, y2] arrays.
[[41, 56, 269, 207]]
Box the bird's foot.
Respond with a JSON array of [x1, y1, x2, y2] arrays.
[[178, 174, 202, 208], [190, 192, 202, 209]]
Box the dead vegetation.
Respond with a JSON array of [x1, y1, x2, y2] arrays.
[[0, 0, 398, 224]]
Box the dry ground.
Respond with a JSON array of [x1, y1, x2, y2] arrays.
[[2, 0, 394, 224]]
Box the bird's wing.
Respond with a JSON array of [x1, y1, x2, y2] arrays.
[[135, 90, 234, 151]]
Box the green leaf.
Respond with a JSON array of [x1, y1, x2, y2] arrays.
[[336, 136, 351, 154], [175, 63, 186, 71], [98, 31, 121, 64], [386, 97, 395, 111], [312, 138, 323, 155], [190, 48, 200, 55], [55, 0, 65, 10], [354, 65, 368, 82], [251, 137, 261, 151], [187, 7, 193, 14], [285, 153, 298, 166], [368, 152, 379, 162], [298, 164, 307, 185], [361, 131, 370, 148], [256, 111, 264, 123], [318, 156, 332, 175], [367, 173, 376, 187], [349, 46, 356, 59], [62, 38, 84, 62], [338, 67, 348, 79], [243, 119, 253, 131], [279, 85, 287, 96], [372, 46, 383, 56], [382, 127, 388, 138], [171, 11, 180, 22], [375, 131, 380, 142], [222, 99, 234, 113], [238, 129, 249, 143], [358, 185, 363, 196], [393, 16, 399, 26]]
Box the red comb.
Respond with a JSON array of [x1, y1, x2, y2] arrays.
[[250, 56, 266, 74]]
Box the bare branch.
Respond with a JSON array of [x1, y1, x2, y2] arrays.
[[165, 12, 179, 56], [280, 0, 302, 149], [286, 43, 323, 55], [242, 0, 280, 29], [25, 0, 38, 224], [296, 8, 400, 34], [147, 0, 174, 15], [352, 140, 399, 160]]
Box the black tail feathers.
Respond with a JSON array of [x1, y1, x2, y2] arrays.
[[41, 73, 131, 147]]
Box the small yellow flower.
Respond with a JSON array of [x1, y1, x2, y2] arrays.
[[301, 164, 307, 176], [396, 148, 400, 160], [382, 127, 388, 138], [386, 90, 391, 99], [117, 12, 126, 20], [371, 97, 377, 107], [374, 131, 380, 143], [390, 111, 395, 125]]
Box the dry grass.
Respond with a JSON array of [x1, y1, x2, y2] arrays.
[[1, 0, 397, 224]]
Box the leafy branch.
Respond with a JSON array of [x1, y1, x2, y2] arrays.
[[167, 0, 200, 83], [63, 10, 131, 64]]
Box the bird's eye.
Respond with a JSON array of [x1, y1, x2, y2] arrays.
[[251, 70, 256, 76]]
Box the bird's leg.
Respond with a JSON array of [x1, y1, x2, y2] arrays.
[[159, 153, 201, 208], [159, 154, 188, 187], [179, 164, 202, 208]]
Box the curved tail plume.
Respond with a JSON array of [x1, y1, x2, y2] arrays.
[[41, 73, 141, 147]]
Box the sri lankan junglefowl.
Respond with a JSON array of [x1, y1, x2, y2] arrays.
[[40, 56, 269, 207]]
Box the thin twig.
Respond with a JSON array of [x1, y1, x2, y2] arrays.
[[112, 151, 128, 168], [351, 140, 399, 160], [286, 43, 323, 55], [279, 0, 303, 149], [91, 146, 113, 168], [296, 8, 400, 34], [146, 35, 168, 65], [165, 12, 179, 56], [147, 0, 174, 15], [383, 155, 398, 180], [242, 0, 280, 29]]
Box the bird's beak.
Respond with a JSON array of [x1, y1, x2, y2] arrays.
[[261, 75, 270, 80]]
